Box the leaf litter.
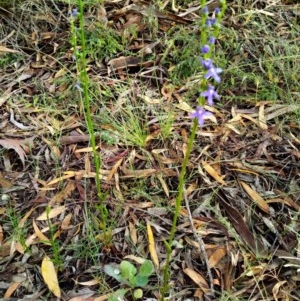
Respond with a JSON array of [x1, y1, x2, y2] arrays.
[[0, 0, 299, 300]]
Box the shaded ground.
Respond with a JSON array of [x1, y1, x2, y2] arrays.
[[0, 0, 299, 300]]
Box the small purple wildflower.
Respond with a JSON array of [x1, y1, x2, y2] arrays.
[[200, 85, 220, 106], [201, 45, 210, 54], [206, 19, 212, 27], [75, 82, 83, 92], [190, 106, 213, 126], [202, 7, 208, 14], [71, 8, 79, 17], [211, 18, 217, 25], [209, 36, 216, 44], [204, 65, 223, 82], [201, 58, 213, 69], [215, 7, 221, 15]]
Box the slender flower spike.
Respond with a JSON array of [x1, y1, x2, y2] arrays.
[[189, 106, 213, 126], [200, 85, 220, 105], [201, 58, 213, 69], [201, 45, 210, 54], [204, 65, 223, 82]]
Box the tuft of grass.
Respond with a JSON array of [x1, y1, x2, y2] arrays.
[[4, 206, 29, 252], [81, 23, 125, 60], [163, 25, 203, 84], [219, 8, 300, 106], [99, 104, 150, 148]]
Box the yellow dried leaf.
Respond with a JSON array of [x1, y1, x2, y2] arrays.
[[77, 278, 101, 286], [128, 222, 137, 246], [36, 206, 67, 220], [54, 68, 67, 78], [33, 219, 51, 244], [75, 146, 100, 153], [49, 181, 76, 205], [4, 282, 22, 298], [107, 158, 123, 182], [61, 213, 73, 230], [183, 268, 208, 289], [175, 101, 192, 112], [201, 161, 226, 185], [258, 104, 268, 130], [121, 166, 156, 178], [18, 207, 35, 228], [224, 123, 241, 134], [240, 181, 270, 214], [124, 255, 146, 264], [156, 173, 169, 197], [146, 221, 159, 270], [46, 172, 76, 186], [15, 242, 25, 254], [0, 225, 3, 244], [0, 45, 20, 53], [208, 247, 227, 268], [273, 280, 287, 301], [41, 255, 61, 298]]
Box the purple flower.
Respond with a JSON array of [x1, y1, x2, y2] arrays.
[[189, 106, 213, 126], [201, 58, 213, 69], [201, 45, 210, 54], [202, 7, 208, 14], [75, 82, 83, 91], [200, 85, 220, 105], [215, 7, 221, 15], [204, 65, 223, 82], [209, 36, 216, 44], [71, 8, 79, 17], [211, 18, 217, 25], [206, 19, 212, 27]]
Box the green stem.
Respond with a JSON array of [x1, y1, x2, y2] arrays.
[[75, 0, 107, 232], [160, 120, 198, 300]]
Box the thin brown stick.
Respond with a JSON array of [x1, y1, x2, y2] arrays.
[[183, 186, 215, 297]]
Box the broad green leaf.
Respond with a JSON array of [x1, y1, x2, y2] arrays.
[[104, 264, 124, 282], [135, 275, 149, 287], [120, 260, 137, 284], [138, 260, 154, 277]]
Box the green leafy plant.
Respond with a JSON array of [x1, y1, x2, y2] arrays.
[[83, 23, 125, 60], [104, 259, 154, 300]]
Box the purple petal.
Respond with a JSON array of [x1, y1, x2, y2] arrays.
[[209, 36, 216, 44], [201, 59, 213, 69], [201, 45, 210, 54]]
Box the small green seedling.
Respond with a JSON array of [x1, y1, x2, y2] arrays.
[[104, 259, 154, 300]]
